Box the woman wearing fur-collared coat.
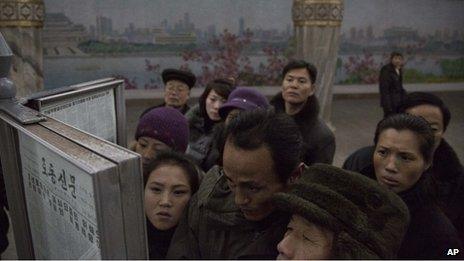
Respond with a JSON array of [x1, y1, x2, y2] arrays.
[[185, 79, 235, 171]]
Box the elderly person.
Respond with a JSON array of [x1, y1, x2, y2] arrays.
[[130, 107, 189, 172], [141, 68, 196, 116], [271, 60, 335, 165], [274, 164, 410, 259]]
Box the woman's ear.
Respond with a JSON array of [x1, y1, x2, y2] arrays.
[[287, 162, 306, 185]]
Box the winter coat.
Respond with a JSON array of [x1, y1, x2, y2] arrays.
[[429, 140, 464, 244], [270, 92, 335, 165], [343, 150, 463, 259], [166, 166, 290, 259], [140, 102, 190, 118], [379, 63, 406, 114], [185, 105, 219, 171], [343, 140, 464, 243], [397, 181, 463, 259]]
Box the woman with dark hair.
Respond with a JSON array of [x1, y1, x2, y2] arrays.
[[344, 92, 464, 243], [347, 114, 462, 259], [185, 78, 235, 171], [143, 151, 199, 259]]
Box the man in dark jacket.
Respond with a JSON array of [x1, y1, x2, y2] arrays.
[[343, 92, 464, 244], [379, 52, 406, 117], [140, 68, 196, 117], [271, 60, 335, 165], [167, 109, 306, 259]]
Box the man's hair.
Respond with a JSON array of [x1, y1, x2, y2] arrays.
[[143, 151, 200, 194], [221, 109, 303, 183], [398, 92, 451, 131], [374, 113, 435, 164], [281, 60, 317, 84], [390, 51, 403, 60]]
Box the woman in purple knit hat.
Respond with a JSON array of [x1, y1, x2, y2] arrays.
[[130, 106, 189, 172]]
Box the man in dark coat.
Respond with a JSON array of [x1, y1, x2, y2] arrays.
[[140, 68, 196, 117], [379, 52, 407, 117], [270, 60, 335, 165], [343, 92, 464, 245], [167, 109, 306, 259]]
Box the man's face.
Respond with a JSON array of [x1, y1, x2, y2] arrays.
[[406, 104, 444, 150], [391, 55, 404, 69], [281, 68, 315, 105], [222, 139, 285, 221], [277, 215, 333, 260], [164, 80, 190, 108]]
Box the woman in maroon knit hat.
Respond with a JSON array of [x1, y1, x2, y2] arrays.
[[130, 106, 189, 172]]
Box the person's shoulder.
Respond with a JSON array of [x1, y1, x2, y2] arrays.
[[185, 104, 204, 132], [195, 166, 226, 205], [342, 146, 375, 172]]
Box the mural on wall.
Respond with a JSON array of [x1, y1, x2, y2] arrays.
[[43, 0, 464, 89]]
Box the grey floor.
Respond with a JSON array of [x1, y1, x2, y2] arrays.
[[2, 91, 463, 259]]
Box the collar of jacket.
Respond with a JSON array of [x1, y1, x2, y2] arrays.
[[387, 63, 403, 74], [186, 104, 216, 134], [198, 166, 290, 230], [270, 92, 320, 125]]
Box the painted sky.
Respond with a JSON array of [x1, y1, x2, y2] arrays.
[[45, 0, 464, 35]]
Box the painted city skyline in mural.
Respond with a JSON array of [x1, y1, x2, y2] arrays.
[[43, 0, 464, 89]]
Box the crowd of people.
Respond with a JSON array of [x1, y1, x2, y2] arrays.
[[130, 54, 463, 259], [0, 53, 462, 260]]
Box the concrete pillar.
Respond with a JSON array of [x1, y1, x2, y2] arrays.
[[292, 0, 344, 127], [0, 0, 44, 98]]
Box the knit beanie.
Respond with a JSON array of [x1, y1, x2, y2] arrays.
[[273, 163, 410, 259], [135, 107, 189, 152]]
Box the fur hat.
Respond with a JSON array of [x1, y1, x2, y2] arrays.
[[273, 164, 410, 259], [162, 68, 196, 89], [135, 107, 189, 152]]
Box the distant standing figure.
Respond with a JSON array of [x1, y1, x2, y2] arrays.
[[379, 52, 406, 117], [140, 68, 196, 116]]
